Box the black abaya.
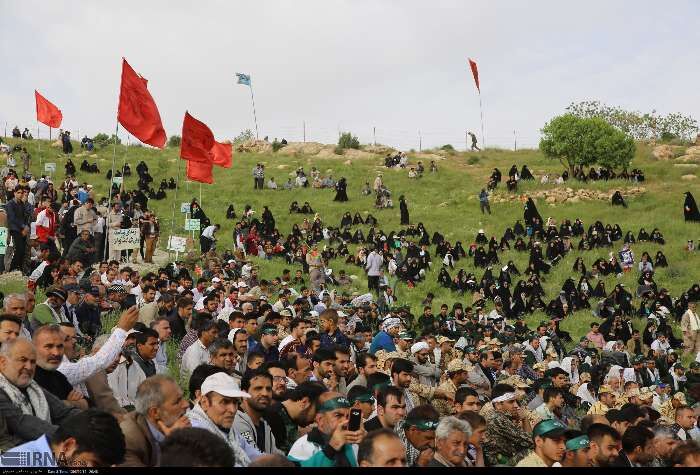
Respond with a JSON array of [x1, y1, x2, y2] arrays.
[[399, 198, 410, 225], [523, 198, 543, 226], [684, 192, 700, 221]]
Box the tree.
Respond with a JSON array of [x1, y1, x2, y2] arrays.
[[92, 133, 121, 149], [233, 129, 255, 144], [337, 132, 360, 150], [539, 114, 635, 174], [167, 135, 181, 147]]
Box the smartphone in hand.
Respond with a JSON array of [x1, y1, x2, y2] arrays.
[[348, 408, 362, 431]]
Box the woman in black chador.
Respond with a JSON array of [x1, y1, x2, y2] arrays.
[[523, 197, 542, 226], [399, 195, 410, 225], [611, 191, 627, 208], [684, 192, 700, 221], [334, 177, 348, 202]]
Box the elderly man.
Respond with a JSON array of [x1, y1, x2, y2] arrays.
[[120, 375, 190, 466], [288, 391, 366, 466], [0, 339, 81, 443], [410, 340, 440, 387], [187, 371, 261, 466], [30, 288, 69, 331], [65, 230, 96, 266], [369, 317, 401, 354], [427, 416, 472, 467]]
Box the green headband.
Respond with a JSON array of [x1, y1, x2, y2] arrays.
[[318, 396, 352, 413], [349, 393, 375, 404], [261, 327, 278, 336], [565, 435, 590, 451], [371, 382, 389, 393], [405, 418, 439, 431]]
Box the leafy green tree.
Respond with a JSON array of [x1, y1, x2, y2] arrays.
[[539, 114, 635, 174], [167, 135, 181, 147], [337, 132, 360, 150], [92, 133, 121, 149]]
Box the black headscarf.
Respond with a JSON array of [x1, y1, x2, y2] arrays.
[[684, 192, 700, 221]]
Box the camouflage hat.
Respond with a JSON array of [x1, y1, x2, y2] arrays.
[[690, 361, 700, 370], [446, 359, 469, 374], [632, 355, 645, 365], [437, 335, 455, 345], [598, 385, 614, 395]]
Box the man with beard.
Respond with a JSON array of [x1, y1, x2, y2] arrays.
[[234, 368, 279, 454], [586, 423, 621, 467], [288, 391, 366, 466], [0, 339, 82, 443], [482, 383, 533, 466], [409, 341, 440, 387], [264, 380, 327, 454], [650, 425, 682, 467], [311, 348, 337, 388], [32, 325, 88, 410], [560, 430, 592, 467], [109, 329, 160, 408], [30, 288, 69, 331], [332, 345, 352, 395], [76, 286, 102, 338], [516, 419, 567, 467], [394, 404, 440, 466], [262, 361, 287, 402], [229, 328, 249, 376], [427, 416, 471, 467], [612, 425, 655, 467]]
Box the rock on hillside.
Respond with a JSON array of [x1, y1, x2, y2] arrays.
[[235, 140, 381, 160], [677, 146, 700, 163], [490, 186, 646, 205], [652, 144, 686, 160]]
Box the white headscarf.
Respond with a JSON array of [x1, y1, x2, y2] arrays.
[[560, 356, 580, 384], [576, 382, 596, 405]]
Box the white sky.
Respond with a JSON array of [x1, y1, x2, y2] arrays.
[[1, 0, 698, 150]]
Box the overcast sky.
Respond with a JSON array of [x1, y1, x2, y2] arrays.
[[1, 0, 698, 150]]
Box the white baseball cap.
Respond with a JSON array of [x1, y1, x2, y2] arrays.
[[201, 373, 251, 399], [212, 277, 222, 283], [237, 281, 248, 288]]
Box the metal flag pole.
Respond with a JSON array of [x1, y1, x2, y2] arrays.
[[478, 92, 485, 149], [249, 81, 259, 140], [37, 122, 42, 170], [104, 123, 120, 261], [168, 154, 183, 261]]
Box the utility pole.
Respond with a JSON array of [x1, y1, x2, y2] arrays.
[[418, 130, 422, 152], [465, 130, 468, 152], [373, 126, 376, 146], [303, 121, 306, 143], [514, 129, 517, 151]]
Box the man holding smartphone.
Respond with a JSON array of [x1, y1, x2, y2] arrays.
[[288, 392, 366, 466]]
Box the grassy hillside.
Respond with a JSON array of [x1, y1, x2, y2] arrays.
[[3, 136, 700, 362]]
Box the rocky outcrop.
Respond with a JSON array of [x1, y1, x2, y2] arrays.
[[652, 144, 686, 160], [490, 186, 646, 205]]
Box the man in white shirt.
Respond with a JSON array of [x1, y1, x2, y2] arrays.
[[200, 224, 220, 253], [181, 319, 220, 381], [651, 333, 671, 356]]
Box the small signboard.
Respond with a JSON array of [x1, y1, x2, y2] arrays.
[[109, 228, 140, 250], [44, 163, 56, 173], [185, 218, 200, 231], [180, 202, 191, 213], [168, 235, 187, 252], [112, 176, 123, 186], [0, 227, 7, 255]]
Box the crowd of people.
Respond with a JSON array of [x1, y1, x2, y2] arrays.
[[488, 165, 646, 193], [0, 135, 699, 468]]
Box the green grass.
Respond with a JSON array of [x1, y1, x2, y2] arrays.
[[3, 137, 700, 363]]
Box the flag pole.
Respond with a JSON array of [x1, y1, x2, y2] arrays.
[[168, 155, 182, 261], [37, 122, 42, 171], [478, 92, 485, 149], [104, 123, 120, 261], [249, 82, 259, 140]]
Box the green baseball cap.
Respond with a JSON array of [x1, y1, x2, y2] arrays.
[[532, 419, 567, 439], [690, 362, 700, 370], [632, 355, 645, 364], [397, 331, 414, 340], [565, 435, 590, 451]]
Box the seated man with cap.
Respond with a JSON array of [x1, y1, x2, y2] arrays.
[[288, 391, 365, 467], [516, 419, 567, 467], [560, 430, 592, 467], [187, 372, 259, 467], [434, 359, 470, 416], [30, 288, 69, 332], [587, 385, 617, 415]]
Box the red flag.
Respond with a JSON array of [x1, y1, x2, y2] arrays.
[[468, 58, 480, 93], [35, 90, 62, 128], [117, 58, 166, 148], [210, 141, 232, 168], [186, 159, 214, 184], [180, 111, 215, 163]]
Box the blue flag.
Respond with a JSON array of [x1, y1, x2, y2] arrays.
[[235, 73, 251, 86]]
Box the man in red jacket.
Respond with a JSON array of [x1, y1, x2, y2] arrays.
[[34, 196, 58, 258]]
